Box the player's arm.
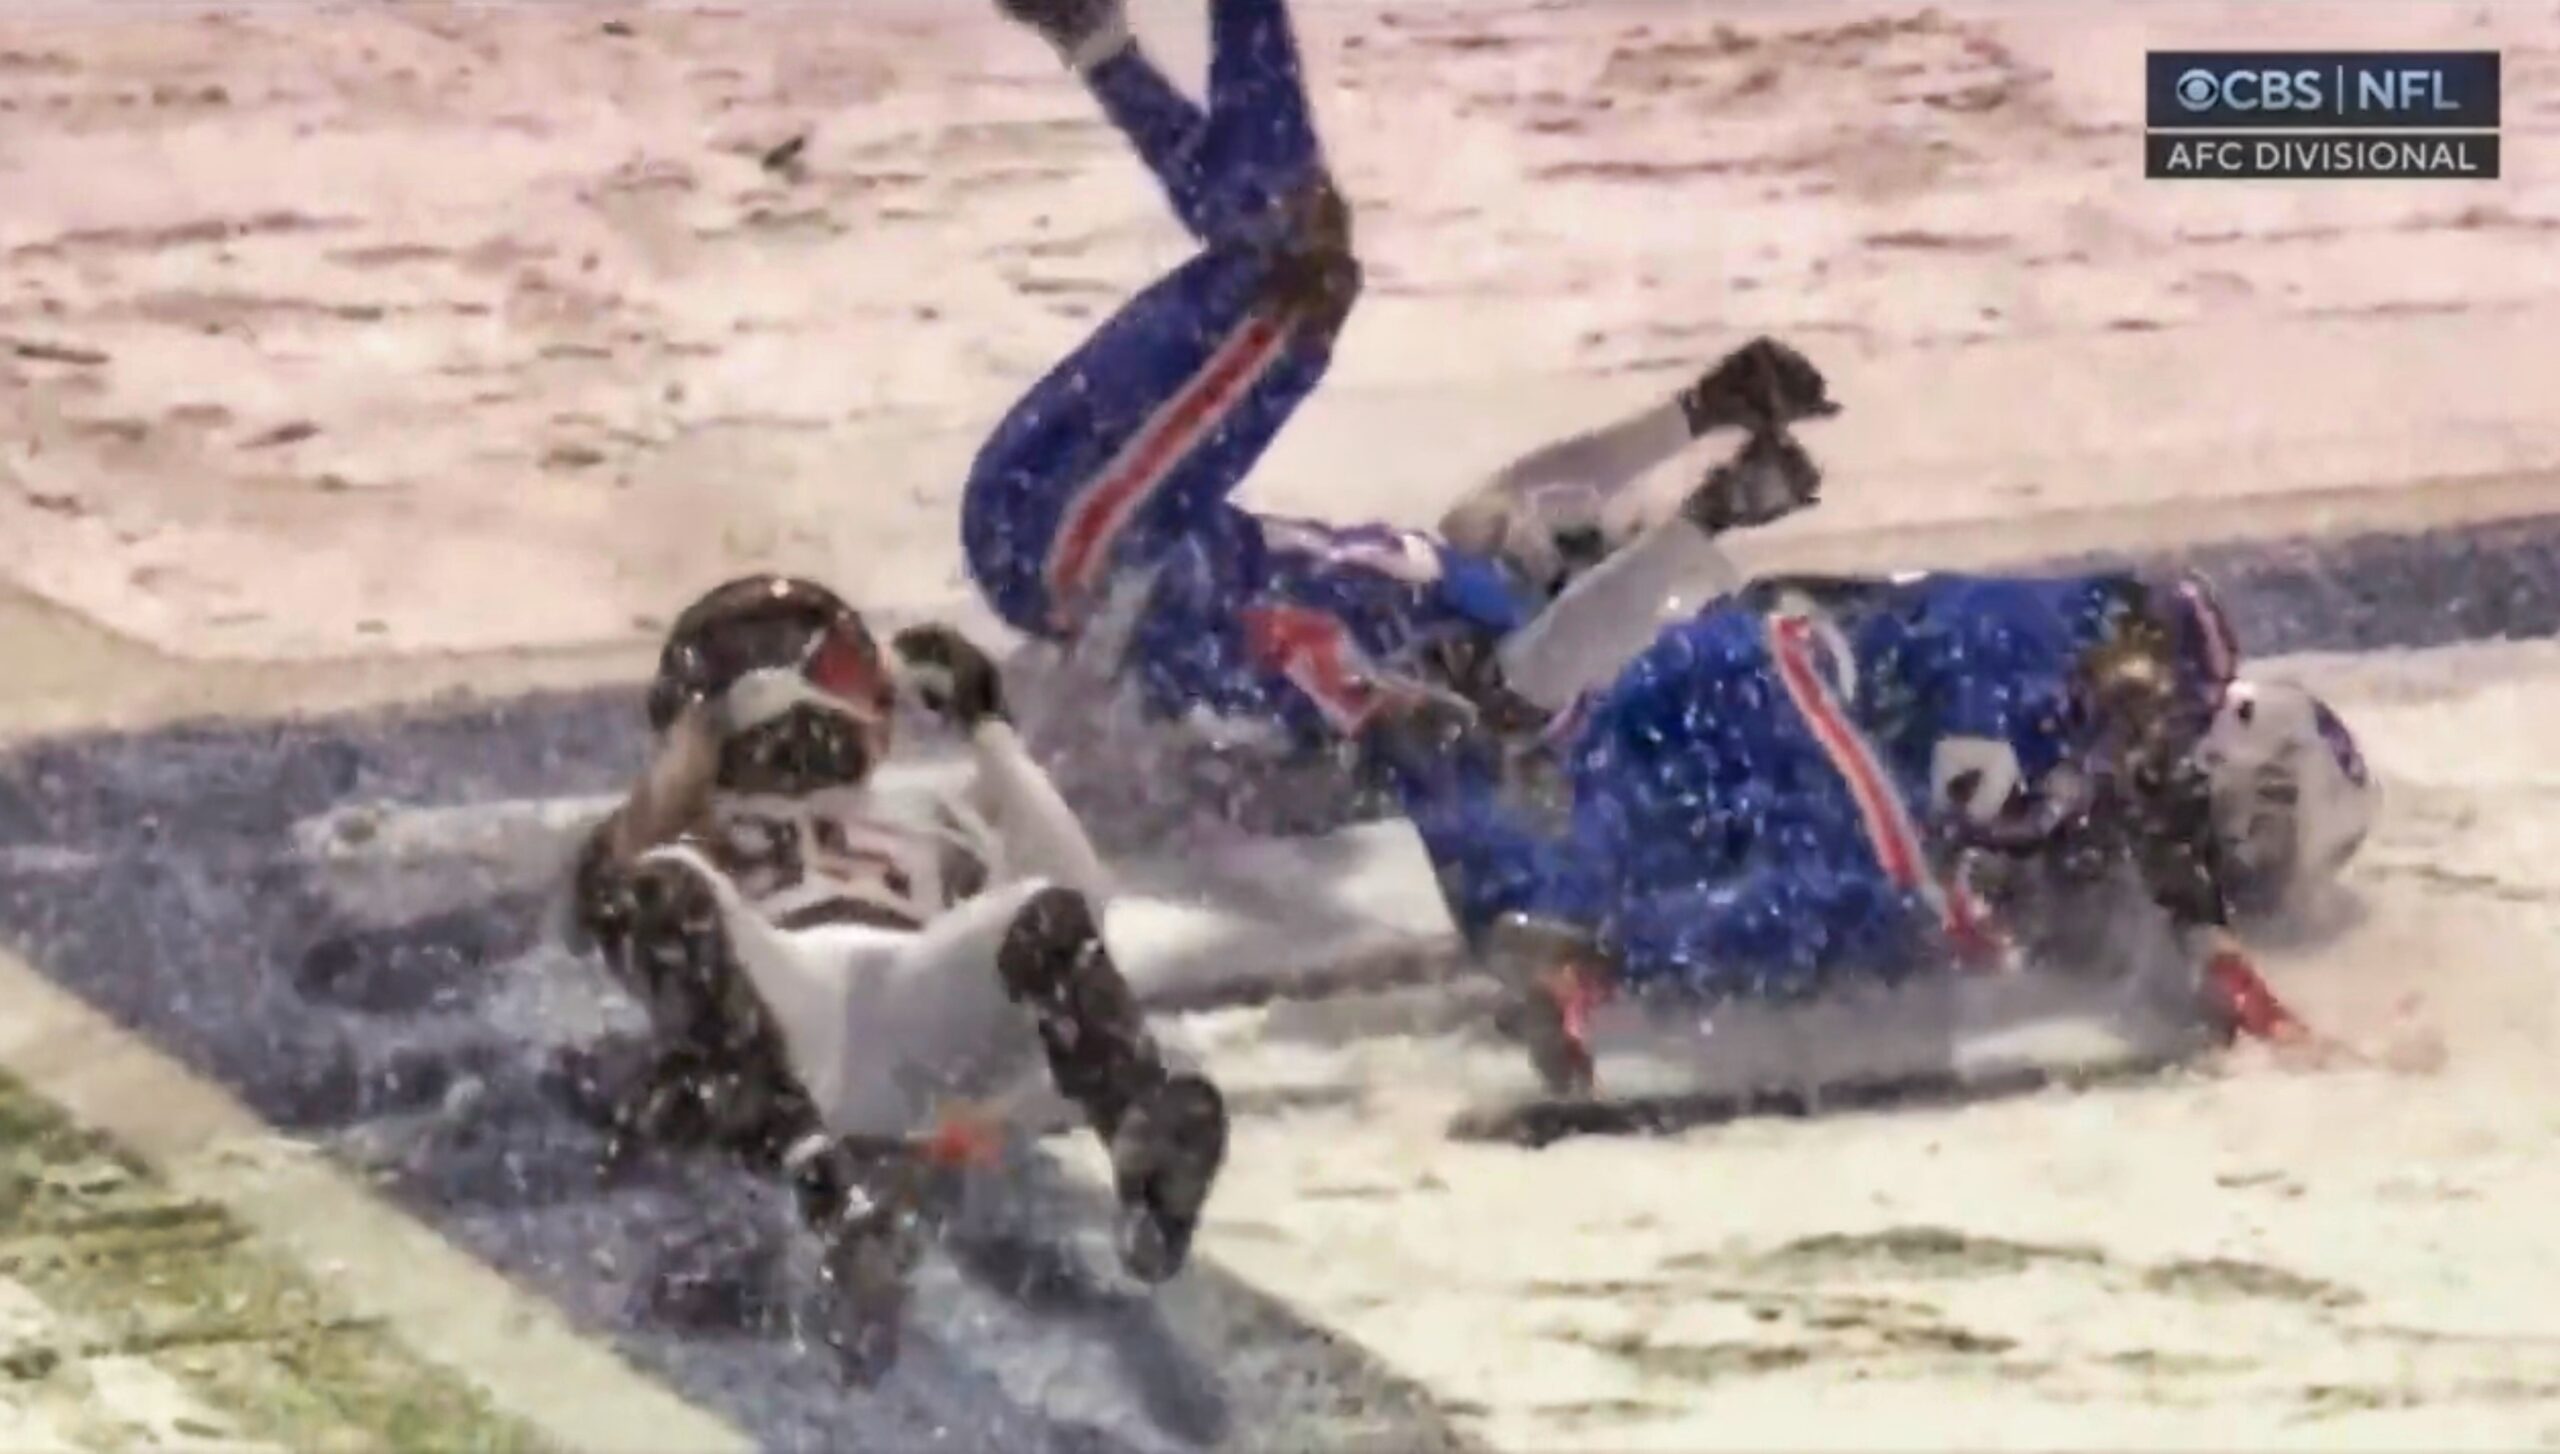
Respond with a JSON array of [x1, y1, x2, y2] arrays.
[[2074, 624, 2334, 1053], [2111, 739, 2322, 1049], [1437, 397, 1694, 577], [566, 700, 722, 951], [1493, 428, 1830, 711], [891, 623, 1114, 904], [1438, 337, 1839, 583]]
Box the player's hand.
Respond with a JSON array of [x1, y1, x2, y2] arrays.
[[635, 698, 722, 834], [1683, 426, 1823, 533], [2200, 938, 2307, 1046], [2198, 934, 2360, 1071], [1680, 336, 1841, 436], [892, 623, 1008, 729]]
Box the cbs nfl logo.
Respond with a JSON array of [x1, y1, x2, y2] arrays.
[[2145, 50, 2501, 179]]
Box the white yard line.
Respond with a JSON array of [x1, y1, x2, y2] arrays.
[[0, 949, 753, 1454]]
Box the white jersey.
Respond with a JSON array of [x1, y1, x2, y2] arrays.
[[649, 722, 1118, 1139], [705, 781, 1001, 933]]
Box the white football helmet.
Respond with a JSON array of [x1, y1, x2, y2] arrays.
[[2196, 679, 2379, 915]]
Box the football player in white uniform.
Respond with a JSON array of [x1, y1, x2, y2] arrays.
[[567, 575, 1226, 1381]]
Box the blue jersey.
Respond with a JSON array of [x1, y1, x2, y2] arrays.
[[1747, 568, 2230, 820], [1119, 514, 1542, 748], [1756, 571, 2137, 829], [1406, 567, 2235, 1001]]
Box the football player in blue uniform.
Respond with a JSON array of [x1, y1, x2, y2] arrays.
[[969, 0, 1836, 770], [1373, 514, 2379, 1093], [971, 0, 2377, 1101]]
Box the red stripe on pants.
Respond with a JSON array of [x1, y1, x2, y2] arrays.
[[1045, 312, 1292, 614]]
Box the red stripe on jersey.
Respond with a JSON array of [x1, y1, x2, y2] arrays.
[[1766, 614, 2006, 967]]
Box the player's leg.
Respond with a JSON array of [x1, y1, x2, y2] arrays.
[[1360, 697, 1603, 944], [788, 875, 1227, 1283], [1495, 606, 1960, 1091], [1359, 744, 1619, 1097], [1632, 606, 2009, 964], [748, 886, 1173, 1380], [960, 235, 1357, 637], [624, 849, 1227, 1306], [991, 883, 1227, 1281], [970, 0, 1354, 639], [591, 846, 920, 1379], [1347, 623, 1761, 1098], [780, 1132, 936, 1383], [1006, 0, 1326, 249]]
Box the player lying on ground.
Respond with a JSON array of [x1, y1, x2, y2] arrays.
[[968, 0, 1837, 778], [972, 0, 2377, 1093], [561, 576, 1227, 1382], [1367, 429, 2381, 1094]]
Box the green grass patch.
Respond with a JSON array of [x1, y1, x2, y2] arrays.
[[0, 1070, 553, 1451]]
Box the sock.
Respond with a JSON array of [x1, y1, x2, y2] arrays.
[[1065, 8, 1133, 73]]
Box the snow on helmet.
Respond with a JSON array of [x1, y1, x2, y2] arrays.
[[2197, 678, 2378, 916], [647, 574, 890, 734]]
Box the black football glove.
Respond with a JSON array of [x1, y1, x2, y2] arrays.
[[1681, 426, 1823, 533], [891, 623, 1008, 729], [1678, 336, 1840, 436]]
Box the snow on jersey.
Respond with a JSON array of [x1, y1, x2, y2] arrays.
[[1119, 513, 1540, 747], [705, 783, 997, 932]]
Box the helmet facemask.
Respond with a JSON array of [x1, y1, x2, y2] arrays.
[[2213, 755, 2306, 919], [650, 577, 894, 798]]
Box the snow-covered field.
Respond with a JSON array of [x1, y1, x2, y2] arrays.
[[1152, 639, 2560, 1450], [5, 0, 2556, 669], [231, 632, 2560, 1449], [5, 0, 2560, 1448]]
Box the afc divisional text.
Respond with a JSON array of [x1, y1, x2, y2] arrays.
[[2145, 51, 2501, 180]]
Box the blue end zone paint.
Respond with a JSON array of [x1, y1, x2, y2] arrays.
[[1, 512, 2556, 1450]]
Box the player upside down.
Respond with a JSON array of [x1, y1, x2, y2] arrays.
[[967, 0, 1840, 764], [563, 577, 1225, 1382], [965, 0, 2379, 1092]]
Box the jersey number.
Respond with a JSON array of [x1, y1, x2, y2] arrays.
[[810, 817, 917, 901]]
